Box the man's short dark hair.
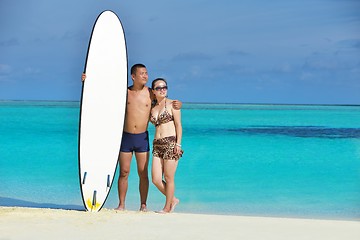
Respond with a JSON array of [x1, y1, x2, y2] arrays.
[[131, 63, 146, 75]]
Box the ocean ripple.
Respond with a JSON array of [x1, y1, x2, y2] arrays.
[[228, 126, 360, 139]]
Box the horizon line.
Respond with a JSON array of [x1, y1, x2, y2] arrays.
[[1, 99, 359, 107]]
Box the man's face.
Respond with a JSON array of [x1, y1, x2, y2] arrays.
[[132, 67, 148, 85]]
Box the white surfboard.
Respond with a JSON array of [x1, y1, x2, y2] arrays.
[[79, 10, 127, 212]]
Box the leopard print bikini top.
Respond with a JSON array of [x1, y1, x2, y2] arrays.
[[150, 99, 174, 127]]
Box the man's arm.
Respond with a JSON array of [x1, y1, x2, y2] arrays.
[[172, 100, 182, 110]]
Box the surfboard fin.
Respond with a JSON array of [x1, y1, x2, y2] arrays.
[[107, 174, 111, 188], [92, 190, 97, 207], [82, 172, 87, 184]]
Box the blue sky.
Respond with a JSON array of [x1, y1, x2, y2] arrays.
[[0, 0, 359, 104]]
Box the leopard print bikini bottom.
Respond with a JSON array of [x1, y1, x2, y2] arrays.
[[152, 136, 183, 161]]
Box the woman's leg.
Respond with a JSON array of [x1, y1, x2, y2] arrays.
[[151, 156, 166, 194], [163, 159, 179, 212]]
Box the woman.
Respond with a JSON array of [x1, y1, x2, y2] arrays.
[[150, 78, 184, 213]]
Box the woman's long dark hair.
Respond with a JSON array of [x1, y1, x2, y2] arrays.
[[151, 78, 167, 89]]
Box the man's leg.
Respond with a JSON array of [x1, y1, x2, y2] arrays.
[[115, 151, 132, 210], [135, 151, 149, 211]]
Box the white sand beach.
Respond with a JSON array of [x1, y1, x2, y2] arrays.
[[0, 207, 359, 240]]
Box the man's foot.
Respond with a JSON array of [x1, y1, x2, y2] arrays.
[[170, 198, 180, 212], [139, 203, 147, 212], [114, 204, 125, 211]]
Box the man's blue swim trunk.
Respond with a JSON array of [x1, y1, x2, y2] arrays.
[[120, 131, 150, 153]]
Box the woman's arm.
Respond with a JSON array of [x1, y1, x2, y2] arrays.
[[171, 101, 182, 154]]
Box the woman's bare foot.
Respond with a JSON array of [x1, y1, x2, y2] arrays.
[[155, 209, 170, 214], [170, 198, 180, 212]]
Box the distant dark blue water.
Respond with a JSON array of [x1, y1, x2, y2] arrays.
[[1, 101, 359, 220]]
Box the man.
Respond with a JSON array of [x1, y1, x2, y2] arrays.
[[82, 64, 181, 211]]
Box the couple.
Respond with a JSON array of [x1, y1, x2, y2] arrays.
[[82, 64, 183, 213]]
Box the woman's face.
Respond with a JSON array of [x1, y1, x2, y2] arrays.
[[153, 80, 168, 98]]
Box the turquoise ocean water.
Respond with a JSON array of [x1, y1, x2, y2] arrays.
[[0, 101, 359, 220]]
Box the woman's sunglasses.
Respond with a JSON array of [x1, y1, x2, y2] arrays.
[[154, 86, 168, 91]]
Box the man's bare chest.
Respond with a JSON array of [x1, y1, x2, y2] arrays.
[[127, 91, 151, 109]]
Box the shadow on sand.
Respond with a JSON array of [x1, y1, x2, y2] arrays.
[[0, 196, 84, 211]]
